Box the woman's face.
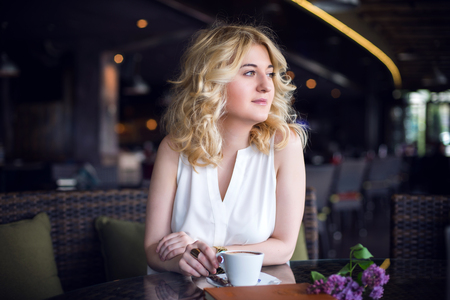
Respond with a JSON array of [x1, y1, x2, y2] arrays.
[[225, 44, 275, 125]]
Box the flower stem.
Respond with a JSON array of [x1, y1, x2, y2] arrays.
[[349, 249, 353, 277]]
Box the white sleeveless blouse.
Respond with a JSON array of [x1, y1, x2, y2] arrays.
[[171, 137, 276, 247], [147, 138, 276, 274]]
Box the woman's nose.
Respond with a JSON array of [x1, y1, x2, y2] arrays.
[[257, 74, 273, 93]]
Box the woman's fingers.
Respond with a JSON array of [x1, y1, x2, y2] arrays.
[[181, 243, 218, 277], [156, 232, 179, 253], [179, 253, 204, 277], [172, 240, 219, 277], [157, 232, 194, 261], [196, 243, 219, 270], [160, 241, 186, 261]]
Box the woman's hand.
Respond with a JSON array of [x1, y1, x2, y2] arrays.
[[177, 241, 219, 277], [156, 232, 195, 261]]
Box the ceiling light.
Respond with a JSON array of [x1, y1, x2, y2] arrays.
[[124, 75, 150, 96], [146, 119, 157, 131], [291, 0, 401, 88], [137, 19, 148, 29], [286, 70, 296, 80], [306, 79, 317, 89], [331, 88, 341, 98], [123, 54, 150, 96], [114, 54, 124, 64]]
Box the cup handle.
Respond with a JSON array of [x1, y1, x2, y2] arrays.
[[216, 252, 226, 272]]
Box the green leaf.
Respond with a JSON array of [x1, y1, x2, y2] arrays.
[[358, 260, 374, 270], [311, 271, 326, 282], [353, 247, 373, 259], [350, 244, 364, 251], [356, 272, 363, 286], [351, 259, 370, 264], [337, 264, 351, 275]]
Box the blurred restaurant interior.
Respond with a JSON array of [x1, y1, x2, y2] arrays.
[[1, 0, 449, 258]]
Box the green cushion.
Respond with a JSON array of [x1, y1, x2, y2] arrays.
[[290, 223, 309, 261], [95, 216, 147, 281], [0, 212, 63, 300]]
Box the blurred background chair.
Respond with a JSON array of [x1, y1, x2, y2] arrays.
[[305, 164, 335, 258], [391, 194, 450, 259], [291, 186, 319, 261], [0, 189, 148, 292], [303, 186, 319, 260], [330, 157, 368, 238], [363, 155, 403, 209]]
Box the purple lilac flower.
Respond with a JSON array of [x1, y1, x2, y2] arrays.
[[334, 277, 364, 300], [362, 264, 390, 289], [309, 275, 364, 300], [369, 286, 384, 300], [307, 279, 327, 294], [326, 274, 346, 294]]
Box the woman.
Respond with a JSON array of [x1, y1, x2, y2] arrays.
[[144, 23, 307, 277]]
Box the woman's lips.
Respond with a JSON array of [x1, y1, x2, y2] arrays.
[[252, 99, 267, 105]]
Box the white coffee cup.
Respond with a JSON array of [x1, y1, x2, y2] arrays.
[[216, 250, 264, 286]]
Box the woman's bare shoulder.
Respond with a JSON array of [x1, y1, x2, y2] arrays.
[[274, 129, 304, 169], [156, 135, 180, 163], [274, 129, 303, 149]]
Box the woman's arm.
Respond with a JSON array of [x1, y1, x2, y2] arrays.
[[144, 136, 180, 272], [144, 136, 219, 276], [225, 130, 306, 265]]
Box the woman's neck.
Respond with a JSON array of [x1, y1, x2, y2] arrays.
[[219, 118, 253, 153]]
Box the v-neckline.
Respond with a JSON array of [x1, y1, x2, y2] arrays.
[[208, 145, 252, 204]]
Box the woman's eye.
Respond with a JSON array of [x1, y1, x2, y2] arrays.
[[244, 71, 256, 76], [267, 72, 275, 78]]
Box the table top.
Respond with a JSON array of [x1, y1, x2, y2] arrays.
[[47, 259, 447, 300]]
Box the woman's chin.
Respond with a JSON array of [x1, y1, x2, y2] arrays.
[[253, 114, 270, 123]]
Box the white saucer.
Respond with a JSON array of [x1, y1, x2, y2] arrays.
[[206, 272, 281, 287]]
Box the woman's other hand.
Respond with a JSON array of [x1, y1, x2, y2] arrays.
[[177, 241, 219, 277], [156, 232, 195, 261]]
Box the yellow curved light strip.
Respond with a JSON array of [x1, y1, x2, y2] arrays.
[[290, 0, 402, 88]]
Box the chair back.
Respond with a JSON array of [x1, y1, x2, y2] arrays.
[[2, 188, 319, 290], [391, 194, 450, 259], [303, 187, 319, 259], [335, 158, 367, 193], [306, 164, 335, 210], [367, 156, 402, 181], [0, 189, 148, 292], [364, 156, 402, 197]]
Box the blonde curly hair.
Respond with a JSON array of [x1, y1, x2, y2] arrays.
[[163, 24, 307, 168]]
